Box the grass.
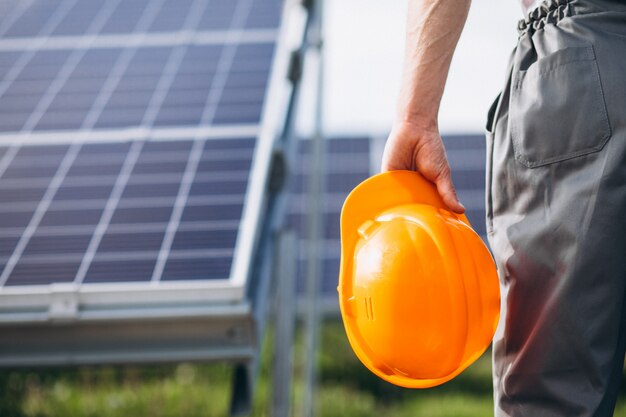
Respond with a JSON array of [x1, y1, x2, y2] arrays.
[[1, 320, 625, 417]]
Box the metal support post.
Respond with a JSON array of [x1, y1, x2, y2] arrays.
[[230, 361, 254, 416], [303, 0, 325, 415], [271, 230, 297, 417]]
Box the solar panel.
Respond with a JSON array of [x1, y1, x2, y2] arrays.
[[0, 43, 275, 132], [445, 135, 488, 238], [0, 0, 304, 371], [288, 137, 372, 305], [0, 137, 253, 288], [0, 0, 283, 39]]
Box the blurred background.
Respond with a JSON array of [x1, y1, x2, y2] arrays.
[[0, 0, 623, 416], [304, 0, 519, 136]]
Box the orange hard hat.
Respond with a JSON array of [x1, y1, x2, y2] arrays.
[[337, 170, 500, 388]]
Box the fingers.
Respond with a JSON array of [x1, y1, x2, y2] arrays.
[[410, 141, 464, 214], [417, 145, 466, 214], [434, 170, 465, 214]]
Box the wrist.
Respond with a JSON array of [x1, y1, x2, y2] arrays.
[[395, 98, 439, 129], [392, 116, 439, 137]]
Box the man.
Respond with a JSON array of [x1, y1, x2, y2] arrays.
[[381, 0, 626, 415]]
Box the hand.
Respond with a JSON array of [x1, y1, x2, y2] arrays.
[[381, 121, 465, 214]]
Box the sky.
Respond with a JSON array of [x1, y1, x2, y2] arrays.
[[298, 0, 523, 137]]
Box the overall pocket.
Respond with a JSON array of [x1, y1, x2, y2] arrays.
[[510, 45, 611, 168]]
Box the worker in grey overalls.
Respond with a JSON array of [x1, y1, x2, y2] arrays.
[[381, 0, 626, 415]]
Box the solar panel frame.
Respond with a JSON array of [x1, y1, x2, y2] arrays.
[[0, 0, 306, 325]]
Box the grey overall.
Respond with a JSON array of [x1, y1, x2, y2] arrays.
[[486, 0, 626, 415]]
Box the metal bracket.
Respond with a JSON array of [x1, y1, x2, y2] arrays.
[[268, 148, 288, 194], [302, 0, 315, 12], [48, 284, 79, 322], [287, 50, 303, 84]]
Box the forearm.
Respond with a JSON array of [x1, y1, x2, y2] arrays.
[[397, 0, 471, 128], [382, 0, 470, 213]]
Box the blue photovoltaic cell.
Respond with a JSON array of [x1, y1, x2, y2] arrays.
[[189, 179, 248, 195], [142, 140, 193, 152], [121, 183, 181, 199], [147, 0, 196, 32], [66, 161, 124, 177], [50, 0, 106, 37], [97, 231, 166, 252], [0, 0, 21, 27], [41, 207, 105, 227], [162, 257, 233, 281], [55, 184, 115, 200], [110, 205, 174, 224], [3, 164, 60, 179], [83, 258, 158, 283], [0, 236, 19, 257], [171, 229, 238, 251], [15, 144, 70, 157], [0, 187, 47, 203], [76, 141, 131, 154], [132, 160, 189, 174], [23, 234, 92, 256], [0, 51, 21, 67], [196, 158, 252, 173], [245, 0, 283, 29], [100, 1, 150, 34], [3, 1, 64, 38], [180, 204, 244, 222], [6, 262, 80, 286]]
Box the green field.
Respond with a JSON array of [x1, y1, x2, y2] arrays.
[[1, 320, 625, 417]]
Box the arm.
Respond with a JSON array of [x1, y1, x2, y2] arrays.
[[381, 0, 471, 214]]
